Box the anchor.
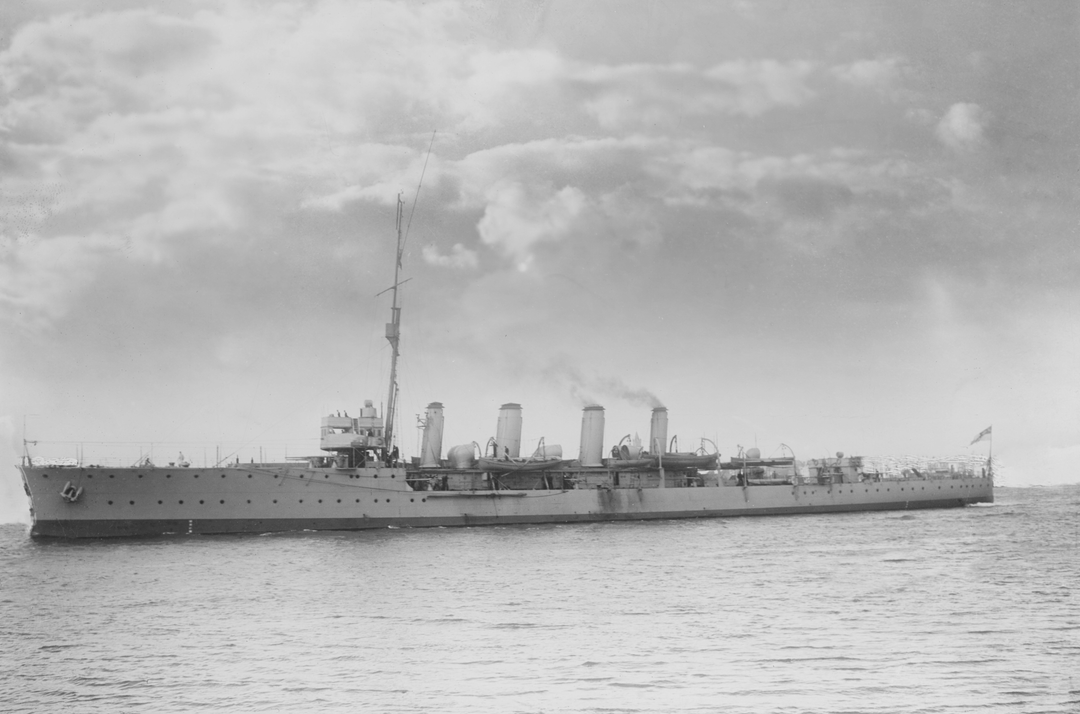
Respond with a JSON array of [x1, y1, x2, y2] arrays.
[[60, 481, 83, 503]]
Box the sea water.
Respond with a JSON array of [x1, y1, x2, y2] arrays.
[[1, 485, 1077, 713]]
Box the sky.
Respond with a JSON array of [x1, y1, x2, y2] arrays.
[[2, 0, 1079, 523]]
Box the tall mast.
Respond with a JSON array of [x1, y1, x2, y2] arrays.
[[384, 193, 405, 453], [382, 132, 436, 455]]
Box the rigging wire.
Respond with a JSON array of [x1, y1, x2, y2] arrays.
[[400, 130, 436, 256]]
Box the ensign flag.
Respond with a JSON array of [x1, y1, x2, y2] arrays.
[[970, 426, 992, 445]]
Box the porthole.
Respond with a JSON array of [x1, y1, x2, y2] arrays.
[[374, 474, 379, 479], [179, 500, 184, 504], [157, 500, 162, 505], [422, 498, 427, 503], [273, 499, 278, 504], [410, 498, 414, 502], [324, 475, 329, 479], [138, 474, 143, 479], [42, 473, 48, 478], [129, 500, 135, 505], [194, 474, 199, 479], [299, 475, 304, 479], [199, 500, 204, 504], [108, 500, 113, 505], [86, 474, 92, 479], [274, 475, 278, 479], [221, 474, 226, 479], [336, 499, 341, 503], [246, 499, 251, 504], [391, 474, 396, 479], [109, 474, 115, 479], [219, 500, 224, 504], [318, 499, 322, 503], [355, 499, 360, 503], [374, 499, 379, 503], [166, 474, 171, 479], [299, 499, 303, 503]]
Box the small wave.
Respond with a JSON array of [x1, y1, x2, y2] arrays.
[[491, 622, 566, 630], [923, 658, 1008, 666], [760, 655, 862, 664]]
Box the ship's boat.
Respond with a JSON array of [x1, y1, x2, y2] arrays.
[[477, 457, 568, 473], [649, 453, 719, 470], [721, 457, 798, 469], [15, 194, 995, 539]]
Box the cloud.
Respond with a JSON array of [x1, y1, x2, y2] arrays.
[[453, 136, 662, 206], [422, 242, 479, 269], [1, 2, 915, 334], [0, 0, 1059, 351], [476, 182, 588, 269], [579, 59, 817, 130], [648, 143, 929, 228], [0, 233, 127, 329], [453, 48, 567, 130], [460, 140, 665, 270], [831, 56, 907, 96], [935, 102, 990, 151], [0, 2, 483, 327]]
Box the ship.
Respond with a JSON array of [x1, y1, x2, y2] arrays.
[[17, 196, 994, 538]]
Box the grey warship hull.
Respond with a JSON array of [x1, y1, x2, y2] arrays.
[[20, 461, 993, 539]]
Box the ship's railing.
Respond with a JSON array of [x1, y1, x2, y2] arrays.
[[22, 439, 331, 469]]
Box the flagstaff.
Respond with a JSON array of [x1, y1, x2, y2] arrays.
[[970, 425, 993, 478]]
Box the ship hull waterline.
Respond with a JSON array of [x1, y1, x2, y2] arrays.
[[20, 465, 993, 539]]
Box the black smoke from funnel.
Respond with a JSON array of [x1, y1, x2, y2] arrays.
[[541, 358, 664, 410]]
